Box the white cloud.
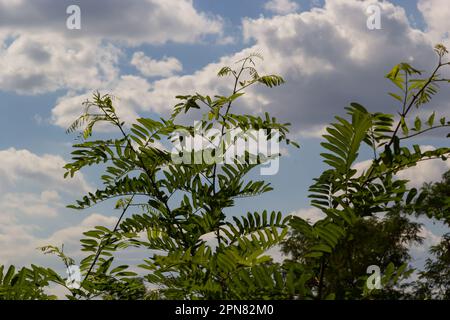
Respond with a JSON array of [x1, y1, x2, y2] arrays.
[[0, 33, 121, 94], [42, 214, 116, 255], [51, 75, 154, 130], [353, 145, 449, 188], [0, 150, 140, 270], [409, 223, 443, 268], [0, 0, 224, 95], [413, 226, 442, 253], [291, 207, 325, 223], [0, 212, 116, 267], [216, 36, 236, 45], [0, 0, 223, 46], [72, 0, 449, 135], [0, 219, 39, 266], [352, 159, 372, 175], [238, 0, 448, 130], [264, 0, 300, 15], [0, 148, 91, 194], [0, 148, 97, 266], [1, 0, 447, 134], [266, 245, 285, 262], [0, 147, 145, 270], [51, 46, 268, 129], [418, 0, 450, 47], [0, 191, 62, 218], [397, 158, 450, 188], [297, 124, 327, 139], [131, 52, 182, 78]]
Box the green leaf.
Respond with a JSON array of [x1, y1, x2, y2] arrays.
[[388, 92, 403, 102], [400, 117, 409, 135], [427, 112, 435, 127], [406, 188, 417, 204]]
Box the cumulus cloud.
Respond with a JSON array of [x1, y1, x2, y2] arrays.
[[412, 225, 442, 253], [51, 75, 155, 130], [0, 219, 39, 266], [0, 0, 224, 95], [291, 207, 325, 223], [42, 214, 116, 255], [409, 223, 443, 269], [0, 148, 151, 269], [264, 0, 300, 15], [50, 45, 266, 129], [131, 52, 183, 78], [0, 149, 135, 270], [352, 145, 449, 188], [0, 212, 116, 267], [1, 0, 447, 135], [0, 0, 223, 45], [239, 0, 447, 131], [52, 0, 449, 135], [418, 0, 450, 47], [353, 159, 372, 175], [397, 158, 450, 188], [0, 191, 62, 218], [0, 34, 120, 94], [0, 148, 97, 265], [0, 148, 91, 194]]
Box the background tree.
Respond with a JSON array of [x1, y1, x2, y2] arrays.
[[410, 170, 450, 299], [282, 210, 422, 299]]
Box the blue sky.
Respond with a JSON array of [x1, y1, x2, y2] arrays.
[[0, 0, 449, 279]]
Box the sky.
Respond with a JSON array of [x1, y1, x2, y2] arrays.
[[0, 0, 449, 283]]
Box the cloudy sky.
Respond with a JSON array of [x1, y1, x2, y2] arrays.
[[0, 0, 449, 278]]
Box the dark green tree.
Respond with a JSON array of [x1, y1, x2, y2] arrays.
[[282, 210, 422, 299], [410, 170, 450, 299]]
